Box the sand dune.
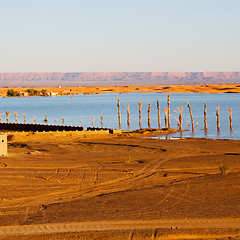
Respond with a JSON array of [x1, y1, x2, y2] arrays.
[[1, 84, 240, 97]]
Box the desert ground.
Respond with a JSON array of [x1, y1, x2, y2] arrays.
[[1, 84, 240, 96], [0, 131, 239, 239]]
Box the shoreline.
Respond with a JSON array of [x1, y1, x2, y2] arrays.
[[1, 84, 240, 97]]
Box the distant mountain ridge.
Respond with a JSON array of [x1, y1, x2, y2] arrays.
[[0, 72, 239, 87]]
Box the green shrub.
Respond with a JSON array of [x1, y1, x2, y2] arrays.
[[41, 89, 47, 95], [7, 89, 17, 96], [27, 88, 38, 96], [219, 164, 229, 174], [125, 155, 132, 164]]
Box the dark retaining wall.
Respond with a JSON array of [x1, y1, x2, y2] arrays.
[[0, 122, 85, 132]]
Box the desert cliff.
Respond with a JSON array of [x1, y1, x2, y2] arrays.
[[0, 72, 239, 86]]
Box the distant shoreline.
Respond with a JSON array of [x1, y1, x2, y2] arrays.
[[1, 84, 240, 97]]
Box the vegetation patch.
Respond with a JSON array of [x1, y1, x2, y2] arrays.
[[219, 164, 229, 174]]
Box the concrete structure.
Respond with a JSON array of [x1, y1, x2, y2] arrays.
[[109, 129, 122, 134], [0, 133, 7, 156]]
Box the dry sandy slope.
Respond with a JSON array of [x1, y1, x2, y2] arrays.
[[0, 132, 239, 239]]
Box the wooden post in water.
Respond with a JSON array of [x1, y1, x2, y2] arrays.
[[157, 100, 161, 129], [138, 101, 143, 128], [62, 117, 65, 124], [43, 114, 48, 123], [14, 112, 18, 123], [167, 95, 171, 128], [23, 114, 26, 123], [216, 105, 220, 131], [91, 116, 95, 125], [100, 116, 103, 125], [6, 111, 10, 123], [0, 113, 3, 123], [186, 101, 194, 131], [162, 108, 168, 128], [204, 101, 208, 131], [127, 104, 130, 127], [148, 103, 151, 128], [228, 108, 232, 131], [177, 107, 183, 130], [117, 96, 121, 128]]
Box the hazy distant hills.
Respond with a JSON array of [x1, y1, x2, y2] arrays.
[[0, 72, 239, 87]]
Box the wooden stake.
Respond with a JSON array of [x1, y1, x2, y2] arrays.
[[127, 104, 130, 127], [186, 101, 194, 131], [6, 111, 11, 123], [216, 105, 220, 131], [23, 114, 26, 123], [157, 100, 161, 129], [162, 108, 168, 128], [91, 116, 95, 125], [0, 113, 3, 123], [117, 96, 121, 128], [13, 112, 18, 123], [138, 101, 143, 128], [148, 103, 151, 128], [167, 95, 171, 128], [204, 101, 207, 131], [43, 114, 48, 123], [177, 107, 183, 130], [228, 108, 232, 131]]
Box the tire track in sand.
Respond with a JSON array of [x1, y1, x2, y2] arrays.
[[92, 170, 99, 184], [0, 147, 206, 209]]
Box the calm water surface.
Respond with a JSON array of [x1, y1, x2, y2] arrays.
[[1, 92, 240, 140]]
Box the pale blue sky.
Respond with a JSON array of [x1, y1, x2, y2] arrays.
[[0, 0, 239, 72]]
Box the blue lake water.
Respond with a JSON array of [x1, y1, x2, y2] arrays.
[[0, 92, 240, 140]]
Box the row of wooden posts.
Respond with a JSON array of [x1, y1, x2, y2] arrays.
[[0, 112, 63, 124], [1, 111, 103, 126], [1, 96, 233, 131], [117, 95, 233, 131]]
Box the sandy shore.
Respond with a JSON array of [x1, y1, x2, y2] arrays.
[[0, 131, 239, 239], [1, 84, 240, 96]]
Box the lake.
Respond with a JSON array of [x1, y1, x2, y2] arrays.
[[1, 92, 240, 140]]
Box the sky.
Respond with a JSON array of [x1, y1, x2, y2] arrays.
[[0, 0, 240, 72]]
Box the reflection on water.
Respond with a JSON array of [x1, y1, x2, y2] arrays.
[[204, 130, 208, 139], [230, 129, 234, 138], [154, 128, 238, 140], [217, 130, 221, 138], [180, 131, 184, 139], [0, 92, 240, 140]]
